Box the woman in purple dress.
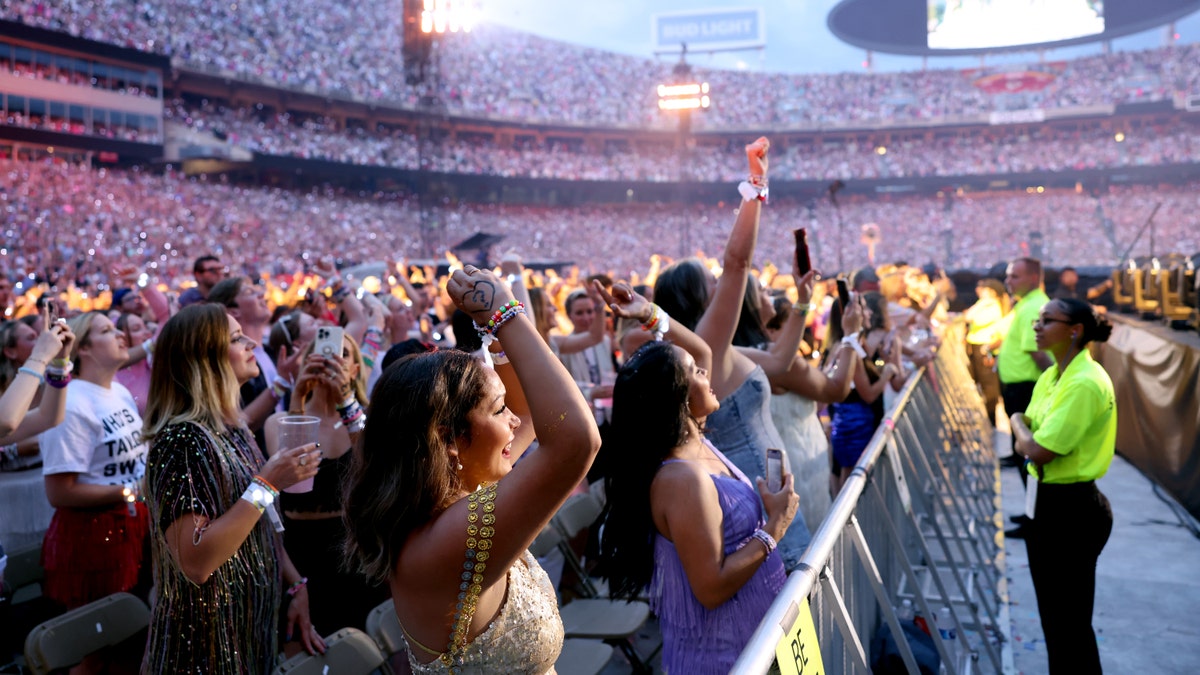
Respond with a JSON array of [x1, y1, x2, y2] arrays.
[[596, 283, 800, 674]]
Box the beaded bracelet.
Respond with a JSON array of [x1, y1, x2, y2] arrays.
[[473, 300, 526, 346], [336, 396, 366, 433], [752, 528, 777, 556], [252, 474, 280, 497], [443, 481, 498, 671], [286, 577, 308, 597]]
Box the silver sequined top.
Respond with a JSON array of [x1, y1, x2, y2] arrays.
[[405, 551, 564, 675]]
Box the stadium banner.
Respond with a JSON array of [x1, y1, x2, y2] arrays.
[[988, 109, 1046, 126], [652, 7, 765, 54]]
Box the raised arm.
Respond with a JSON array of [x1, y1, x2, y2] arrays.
[[766, 299, 864, 404], [598, 281, 711, 374], [421, 266, 600, 590], [552, 283, 608, 355], [750, 270, 816, 377], [696, 138, 769, 391], [0, 312, 72, 439]]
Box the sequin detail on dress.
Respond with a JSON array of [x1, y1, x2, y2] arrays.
[[142, 422, 281, 675], [404, 551, 564, 675]]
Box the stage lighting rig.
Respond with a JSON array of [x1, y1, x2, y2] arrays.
[[657, 82, 711, 111], [420, 0, 476, 34], [402, 0, 475, 86]]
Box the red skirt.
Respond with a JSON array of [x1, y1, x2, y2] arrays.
[[41, 501, 149, 609]]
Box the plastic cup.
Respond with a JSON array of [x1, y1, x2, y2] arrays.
[[278, 415, 320, 494]]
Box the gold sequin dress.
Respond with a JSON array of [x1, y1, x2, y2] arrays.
[[404, 551, 564, 675]]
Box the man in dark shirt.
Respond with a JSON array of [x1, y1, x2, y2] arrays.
[[178, 255, 226, 307], [1052, 267, 1113, 303]]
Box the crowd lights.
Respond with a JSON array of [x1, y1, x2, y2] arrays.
[[657, 82, 711, 111], [421, 0, 476, 34]]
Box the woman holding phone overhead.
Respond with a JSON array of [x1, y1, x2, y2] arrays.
[[142, 304, 323, 673], [597, 281, 799, 675], [343, 265, 600, 673]]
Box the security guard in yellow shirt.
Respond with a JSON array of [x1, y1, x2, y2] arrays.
[[1011, 298, 1116, 674]]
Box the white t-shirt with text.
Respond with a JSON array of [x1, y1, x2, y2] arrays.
[[41, 379, 148, 486]]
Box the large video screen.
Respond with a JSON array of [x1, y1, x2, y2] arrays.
[[927, 0, 1105, 50]]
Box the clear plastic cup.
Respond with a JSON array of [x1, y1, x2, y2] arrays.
[[278, 415, 321, 493]]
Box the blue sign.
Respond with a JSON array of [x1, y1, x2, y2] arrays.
[[653, 7, 766, 53]]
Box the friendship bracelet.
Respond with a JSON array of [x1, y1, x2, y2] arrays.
[[473, 300, 526, 346], [286, 577, 309, 597], [751, 528, 777, 555], [641, 304, 671, 341], [738, 180, 769, 204], [50, 358, 72, 370], [252, 474, 280, 497]]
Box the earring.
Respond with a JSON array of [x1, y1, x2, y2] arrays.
[[456, 462, 464, 471]]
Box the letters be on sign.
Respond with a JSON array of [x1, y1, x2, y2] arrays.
[[775, 596, 825, 675]]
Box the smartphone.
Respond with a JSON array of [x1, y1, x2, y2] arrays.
[[836, 278, 851, 308], [766, 448, 784, 492], [313, 326, 344, 360], [793, 228, 812, 276]]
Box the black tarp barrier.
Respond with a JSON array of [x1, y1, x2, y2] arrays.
[[1095, 315, 1200, 520]]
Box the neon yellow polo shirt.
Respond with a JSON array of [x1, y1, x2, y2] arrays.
[[997, 288, 1049, 384], [1024, 350, 1116, 484]]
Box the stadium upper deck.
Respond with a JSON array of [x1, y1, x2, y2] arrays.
[[2, 1, 1197, 132]]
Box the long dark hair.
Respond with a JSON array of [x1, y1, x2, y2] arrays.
[[732, 273, 771, 349], [597, 341, 694, 600], [342, 350, 491, 584], [653, 259, 710, 331]]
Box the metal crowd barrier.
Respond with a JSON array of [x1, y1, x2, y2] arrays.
[[733, 329, 1010, 674]]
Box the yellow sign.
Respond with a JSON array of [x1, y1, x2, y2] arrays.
[[776, 596, 825, 675]]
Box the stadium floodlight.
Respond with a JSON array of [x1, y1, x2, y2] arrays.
[[421, 0, 476, 34], [657, 82, 711, 111]]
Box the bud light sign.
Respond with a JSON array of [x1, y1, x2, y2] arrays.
[[653, 7, 766, 54]]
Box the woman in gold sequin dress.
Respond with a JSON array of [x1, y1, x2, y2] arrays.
[[344, 266, 600, 673], [141, 304, 322, 673]]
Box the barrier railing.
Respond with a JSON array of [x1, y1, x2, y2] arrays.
[[733, 328, 1010, 674]]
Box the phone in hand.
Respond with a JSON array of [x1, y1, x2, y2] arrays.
[[313, 326, 345, 360], [836, 279, 851, 309], [766, 448, 784, 492], [793, 228, 812, 276]]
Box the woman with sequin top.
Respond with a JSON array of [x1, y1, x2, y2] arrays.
[[141, 304, 323, 674], [343, 265, 600, 673]]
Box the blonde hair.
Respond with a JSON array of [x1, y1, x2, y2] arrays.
[[297, 332, 369, 407], [65, 312, 105, 377], [143, 304, 244, 441]]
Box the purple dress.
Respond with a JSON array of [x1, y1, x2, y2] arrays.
[[651, 442, 787, 674]]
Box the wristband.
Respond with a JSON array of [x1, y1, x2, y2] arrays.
[[490, 350, 510, 366], [792, 302, 815, 314], [241, 481, 275, 514], [738, 180, 769, 204], [142, 337, 155, 355], [840, 332, 868, 359], [17, 366, 45, 384], [253, 474, 280, 496], [287, 577, 309, 597]]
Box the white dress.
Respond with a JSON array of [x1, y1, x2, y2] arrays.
[[770, 391, 832, 529]]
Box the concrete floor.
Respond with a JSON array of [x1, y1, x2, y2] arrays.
[[998, 430, 1200, 675]]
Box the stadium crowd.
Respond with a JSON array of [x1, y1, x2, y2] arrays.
[[168, 98, 1200, 181], [1, 157, 1196, 304], [4, 1, 1199, 129]]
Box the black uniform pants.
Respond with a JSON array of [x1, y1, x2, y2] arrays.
[[1027, 480, 1113, 674]]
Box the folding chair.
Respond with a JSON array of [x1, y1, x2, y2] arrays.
[[364, 598, 405, 657], [3, 542, 44, 605], [555, 638, 614, 675], [273, 627, 389, 675], [552, 493, 606, 597], [23, 592, 149, 675], [531, 524, 654, 673]]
